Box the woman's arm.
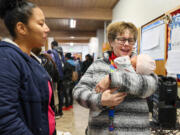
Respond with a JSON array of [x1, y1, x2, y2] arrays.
[[110, 71, 158, 98], [96, 70, 158, 98], [0, 57, 33, 135], [73, 61, 127, 111], [73, 63, 104, 111]]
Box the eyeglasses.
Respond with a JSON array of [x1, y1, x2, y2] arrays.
[[115, 37, 135, 45]]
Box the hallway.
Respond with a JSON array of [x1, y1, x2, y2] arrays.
[[56, 102, 89, 135]]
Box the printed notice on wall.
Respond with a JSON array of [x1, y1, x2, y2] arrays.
[[166, 13, 180, 74], [140, 20, 165, 60], [166, 51, 180, 74]]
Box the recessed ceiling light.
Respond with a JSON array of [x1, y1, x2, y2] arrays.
[[70, 42, 74, 46], [70, 36, 75, 39]]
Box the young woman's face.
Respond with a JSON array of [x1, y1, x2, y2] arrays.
[[110, 29, 135, 57], [26, 7, 50, 48]]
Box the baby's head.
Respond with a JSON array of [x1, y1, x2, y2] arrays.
[[130, 56, 137, 70], [131, 54, 156, 75]]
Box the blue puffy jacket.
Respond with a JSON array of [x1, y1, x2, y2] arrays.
[[0, 41, 54, 135]]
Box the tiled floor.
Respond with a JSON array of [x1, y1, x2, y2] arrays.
[[56, 102, 180, 135], [56, 102, 89, 135]]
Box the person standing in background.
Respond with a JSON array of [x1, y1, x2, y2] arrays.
[[56, 46, 65, 66], [50, 40, 64, 80], [31, 47, 60, 88], [0, 0, 56, 135], [81, 54, 93, 75], [73, 57, 81, 82], [63, 53, 76, 110], [76, 57, 83, 81], [55, 46, 65, 116], [47, 41, 64, 117]]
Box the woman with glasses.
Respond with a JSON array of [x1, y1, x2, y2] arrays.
[[73, 21, 158, 135]]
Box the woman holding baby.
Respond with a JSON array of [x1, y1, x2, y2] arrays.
[[73, 21, 158, 135]]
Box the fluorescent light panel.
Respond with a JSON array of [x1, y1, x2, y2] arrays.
[[70, 19, 76, 28]]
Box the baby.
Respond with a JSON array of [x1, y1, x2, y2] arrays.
[[114, 54, 156, 75], [95, 54, 156, 93]]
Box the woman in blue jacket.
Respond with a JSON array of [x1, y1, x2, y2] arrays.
[[0, 0, 56, 135]]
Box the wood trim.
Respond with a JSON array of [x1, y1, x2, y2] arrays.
[[40, 6, 112, 20], [57, 39, 89, 43], [141, 14, 165, 28], [49, 30, 96, 37], [137, 27, 141, 54], [165, 5, 180, 15], [112, 0, 120, 9]]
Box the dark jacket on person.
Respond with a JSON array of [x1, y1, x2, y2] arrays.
[[39, 53, 60, 83], [63, 60, 75, 81], [81, 58, 93, 75], [48, 49, 64, 80], [0, 41, 54, 135]]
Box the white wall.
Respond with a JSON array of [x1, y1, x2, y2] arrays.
[[88, 37, 99, 60], [61, 44, 89, 61], [96, 29, 104, 58], [47, 37, 54, 50], [113, 0, 180, 27]]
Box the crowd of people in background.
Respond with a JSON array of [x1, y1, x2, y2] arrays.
[[41, 40, 94, 118]]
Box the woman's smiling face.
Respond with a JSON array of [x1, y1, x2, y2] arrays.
[[110, 29, 135, 57]]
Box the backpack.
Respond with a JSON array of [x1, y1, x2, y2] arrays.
[[72, 71, 78, 82]]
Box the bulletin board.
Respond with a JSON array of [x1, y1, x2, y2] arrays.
[[165, 6, 180, 85], [139, 5, 180, 85], [140, 14, 167, 76]]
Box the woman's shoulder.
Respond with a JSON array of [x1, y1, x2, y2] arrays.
[[0, 41, 28, 58], [93, 57, 109, 66], [88, 58, 110, 73], [0, 41, 32, 70]]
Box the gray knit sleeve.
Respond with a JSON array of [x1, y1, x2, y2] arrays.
[[72, 62, 105, 111], [110, 71, 158, 98]]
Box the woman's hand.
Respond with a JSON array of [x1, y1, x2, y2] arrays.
[[96, 75, 110, 93], [101, 88, 127, 107]]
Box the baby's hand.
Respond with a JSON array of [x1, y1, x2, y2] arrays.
[[95, 75, 110, 93], [95, 85, 106, 93], [95, 85, 119, 93]]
